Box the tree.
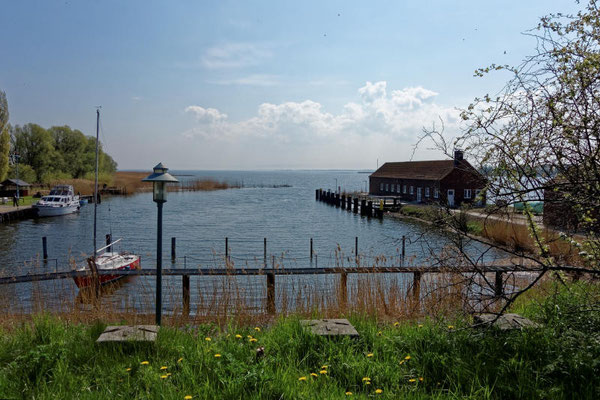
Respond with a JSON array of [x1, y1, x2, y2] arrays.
[[0, 91, 9, 181], [416, 1, 600, 312], [10, 124, 57, 182]]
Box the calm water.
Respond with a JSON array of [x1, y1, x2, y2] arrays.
[[0, 170, 505, 313]]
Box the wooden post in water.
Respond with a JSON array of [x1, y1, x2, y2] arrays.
[[315, 189, 319, 201], [182, 275, 190, 316], [360, 199, 367, 216], [347, 196, 352, 210], [340, 271, 348, 310], [494, 271, 503, 297], [225, 237, 229, 262], [354, 197, 358, 214], [367, 201, 373, 217], [267, 256, 275, 314], [402, 235, 406, 263], [106, 234, 112, 252], [42, 236, 48, 261], [171, 237, 176, 262], [412, 271, 422, 304], [310, 238, 313, 262]]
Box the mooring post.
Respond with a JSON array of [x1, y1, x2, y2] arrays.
[[105, 234, 112, 252], [355, 236, 358, 265], [360, 199, 366, 216], [354, 197, 358, 214], [225, 237, 229, 262], [267, 256, 275, 314], [264, 237, 267, 268], [340, 271, 348, 310], [402, 235, 406, 263], [42, 236, 48, 261], [494, 271, 503, 297], [310, 238, 313, 262], [315, 189, 319, 201], [182, 275, 190, 316], [412, 271, 422, 303], [171, 237, 176, 262], [367, 201, 373, 217]]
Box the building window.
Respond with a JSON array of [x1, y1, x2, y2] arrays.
[[434, 188, 439, 198], [425, 187, 430, 197], [397, 184, 401, 193], [464, 189, 472, 199], [385, 184, 389, 192], [391, 184, 395, 193], [403, 185, 407, 194], [410, 186, 414, 195], [380, 183, 383, 191]]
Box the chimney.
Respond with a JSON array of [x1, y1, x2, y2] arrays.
[[454, 150, 463, 166]]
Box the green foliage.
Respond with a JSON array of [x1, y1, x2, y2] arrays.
[[2, 287, 600, 399], [0, 91, 10, 181], [7, 163, 36, 184]]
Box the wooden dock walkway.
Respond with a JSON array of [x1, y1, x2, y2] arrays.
[[315, 189, 403, 218], [0, 205, 35, 223]]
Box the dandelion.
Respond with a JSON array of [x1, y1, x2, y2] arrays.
[[321, 365, 328, 369], [418, 324, 423, 328], [249, 338, 258, 343], [254, 327, 261, 332], [184, 396, 193, 400], [409, 378, 417, 383], [404, 355, 411, 360], [367, 353, 374, 358], [125, 367, 131, 371], [319, 370, 328, 374], [177, 357, 183, 363], [399, 360, 405, 365], [160, 366, 168, 370], [375, 389, 383, 394], [235, 334, 242, 339], [299, 376, 307, 381], [167, 373, 172, 377], [205, 337, 211, 341], [310, 373, 318, 377], [364, 381, 371, 385], [447, 325, 454, 329], [393, 322, 399, 326], [247, 335, 253, 339], [419, 377, 424, 382], [160, 375, 168, 379], [214, 353, 222, 358], [345, 392, 353, 396], [376, 331, 382, 336], [362, 377, 371, 382], [140, 361, 150, 365]]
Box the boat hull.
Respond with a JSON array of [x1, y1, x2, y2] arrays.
[[34, 204, 80, 217], [73, 256, 141, 289]]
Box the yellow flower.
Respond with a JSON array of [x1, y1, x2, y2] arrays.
[[418, 324, 424, 328], [345, 392, 353, 396], [184, 396, 193, 400], [177, 357, 183, 363], [404, 355, 411, 360], [214, 353, 222, 358], [205, 337, 211, 341], [167, 373, 172, 376], [409, 378, 417, 383], [375, 389, 383, 394], [160, 366, 168, 370], [376, 331, 382, 336], [319, 370, 327, 374], [247, 335, 253, 339], [140, 361, 149, 365], [393, 322, 399, 326], [364, 381, 371, 385], [367, 353, 374, 358], [419, 377, 424, 382], [399, 360, 405, 365], [321, 365, 328, 369], [362, 377, 371, 382], [125, 367, 131, 371], [160, 375, 168, 379], [235, 334, 242, 339], [249, 338, 258, 343], [310, 373, 318, 377], [299, 376, 307, 381], [254, 327, 261, 332], [448, 325, 455, 329]]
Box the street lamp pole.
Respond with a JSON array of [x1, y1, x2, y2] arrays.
[[143, 163, 179, 326]]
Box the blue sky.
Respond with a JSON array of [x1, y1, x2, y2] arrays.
[[0, 0, 582, 170]]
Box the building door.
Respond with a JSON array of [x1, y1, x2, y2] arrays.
[[417, 187, 422, 202], [447, 189, 455, 207]]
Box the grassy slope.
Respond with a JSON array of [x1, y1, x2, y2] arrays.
[[1, 282, 599, 399]]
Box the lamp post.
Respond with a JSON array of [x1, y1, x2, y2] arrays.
[[142, 163, 179, 325]]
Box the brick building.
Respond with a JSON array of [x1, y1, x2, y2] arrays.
[[369, 151, 486, 207]]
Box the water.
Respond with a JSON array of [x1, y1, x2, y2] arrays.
[[0, 170, 505, 313]]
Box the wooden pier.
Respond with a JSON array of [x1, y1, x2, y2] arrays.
[[0, 206, 35, 223], [315, 188, 402, 218]]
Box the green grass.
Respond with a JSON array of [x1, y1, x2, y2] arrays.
[[1, 283, 600, 399]]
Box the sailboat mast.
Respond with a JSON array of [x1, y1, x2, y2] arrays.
[[93, 109, 100, 256]]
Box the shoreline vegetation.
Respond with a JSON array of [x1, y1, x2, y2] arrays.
[[0, 280, 598, 399]]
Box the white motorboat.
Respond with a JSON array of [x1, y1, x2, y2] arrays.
[[33, 185, 80, 217]]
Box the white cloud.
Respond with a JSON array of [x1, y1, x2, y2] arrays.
[[201, 43, 272, 69], [181, 81, 460, 167]]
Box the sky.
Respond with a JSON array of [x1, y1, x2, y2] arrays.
[[0, 0, 584, 170]]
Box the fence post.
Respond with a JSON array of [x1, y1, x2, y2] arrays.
[[182, 275, 190, 316], [171, 237, 176, 262], [267, 255, 275, 314], [402, 236, 406, 263], [412, 271, 421, 303], [340, 271, 348, 310], [494, 271, 503, 297], [355, 237, 358, 265], [42, 236, 48, 261]]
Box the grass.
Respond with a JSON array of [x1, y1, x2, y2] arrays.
[[1, 280, 600, 399]]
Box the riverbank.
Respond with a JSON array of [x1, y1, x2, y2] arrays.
[[0, 280, 598, 399]]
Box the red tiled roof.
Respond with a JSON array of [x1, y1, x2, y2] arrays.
[[370, 160, 458, 181]]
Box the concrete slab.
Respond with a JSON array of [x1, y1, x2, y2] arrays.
[[96, 325, 159, 343], [300, 319, 359, 338], [474, 313, 541, 330]]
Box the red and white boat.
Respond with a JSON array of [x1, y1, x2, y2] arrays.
[[73, 239, 141, 288], [73, 109, 141, 289]]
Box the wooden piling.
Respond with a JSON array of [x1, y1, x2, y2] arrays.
[[315, 189, 319, 200], [367, 201, 373, 217], [42, 236, 48, 261], [264, 238, 267, 268], [182, 275, 190, 316], [412, 271, 422, 303], [171, 237, 176, 262], [225, 237, 229, 261], [354, 198, 359, 214], [355, 236, 358, 263], [360, 199, 367, 216], [494, 271, 503, 297], [310, 238, 313, 261], [402, 235, 406, 262], [340, 271, 348, 310], [106, 234, 112, 252]]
